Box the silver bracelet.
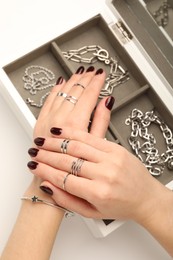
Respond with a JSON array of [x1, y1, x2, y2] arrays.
[[23, 65, 56, 108], [125, 108, 173, 176], [21, 195, 74, 217]]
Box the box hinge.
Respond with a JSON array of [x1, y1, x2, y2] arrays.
[[111, 20, 133, 44]]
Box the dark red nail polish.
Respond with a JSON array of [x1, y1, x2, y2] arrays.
[[28, 148, 39, 157], [95, 68, 103, 75], [105, 96, 115, 110], [40, 186, 53, 195], [34, 137, 45, 146], [86, 66, 95, 72], [75, 66, 85, 74], [27, 161, 38, 170], [56, 76, 63, 85], [50, 127, 62, 135]]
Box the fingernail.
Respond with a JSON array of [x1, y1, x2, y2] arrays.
[[86, 66, 95, 72], [34, 137, 45, 146], [95, 68, 103, 75], [75, 66, 85, 74], [105, 96, 115, 110], [40, 186, 53, 195], [28, 148, 39, 157], [27, 161, 38, 170], [56, 76, 63, 85], [50, 127, 62, 135]]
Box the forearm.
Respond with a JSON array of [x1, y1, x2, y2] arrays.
[[1, 178, 64, 260], [139, 186, 173, 257]]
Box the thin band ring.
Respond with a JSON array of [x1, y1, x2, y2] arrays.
[[63, 173, 71, 191], [65, 95, 78, 105], [57, 92, 68, 98], [61, 139, 70, 154], [71, 158, 85, 176], [73, 83, 85, 89]]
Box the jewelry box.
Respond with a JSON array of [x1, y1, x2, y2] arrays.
[[0, 0, 173, 238]]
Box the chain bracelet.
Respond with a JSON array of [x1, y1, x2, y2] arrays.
[[23, 65, 55, 107], [62, 45, 130, 98], [125, 108, 173, 176], [152, 0, 173, 27]]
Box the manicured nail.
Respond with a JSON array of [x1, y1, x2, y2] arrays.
[[95, 68, 103, 75], [40, 186, 53, 195], [34, 137, 45, 146], [56, 76, 63, 85], [28, 148, 39, 157], [86, 66, 95, 72], [50, 127, 62, 135], [105, 96, 115, 110], [27, 161, 38, 170], [75, 66, 85, 74]]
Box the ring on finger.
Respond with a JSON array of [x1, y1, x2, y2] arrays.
[[65, 95, 78, 105], [71, 158, 85, 176], [57, 92, 68, 98], [61, 139, 70, 154], [73, 83, 85, 89], [62, 173, 71, 191]]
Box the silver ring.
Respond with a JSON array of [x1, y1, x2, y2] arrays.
[[65, 95, 78, 105], [57, 92, 68, 98], [61, 139, 70, 154], [62, 173, 71, 191], [73, 83, 85, 89], [71, 158, 84, 176]]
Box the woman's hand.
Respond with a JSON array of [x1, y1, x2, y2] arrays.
[[28, 127, 172, 225], [33, 66, 114, 138]]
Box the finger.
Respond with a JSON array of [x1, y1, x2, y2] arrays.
[[40, 181, 101, 218], [28, 146, 99, 179], [37, 77, 65, 119], [33, 137, 105, 162], [90, 96, 115, 138], [48, 127, 116, 153], [51, 66, 85, 113], [67, 68, 106, 130]]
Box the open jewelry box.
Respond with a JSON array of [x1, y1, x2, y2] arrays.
[[0, 0, 173, 238]]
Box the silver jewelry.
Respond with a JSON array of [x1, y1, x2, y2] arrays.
[[63, 45, 130, 98], [73, 83, 85, 89], [71, 158, 84, 176], [23, 65, 56, 107], [57, 92, 68, 98], [62, 173, 71, 191], [65, 95, 78, 105], [125, 108, 173, 176], [61, 139, 70, 154], [152, 0, 173, 27], [21, 195, 74, 217]]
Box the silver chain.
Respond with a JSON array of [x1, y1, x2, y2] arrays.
[[152, 0, 173, 27], [23, 65, 55, 107], [125, 108, 173, 176], [63, 45, 130, 98]]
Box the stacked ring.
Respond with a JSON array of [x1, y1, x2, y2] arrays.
[[57, 92, 68, 98], [61, 139, 70, 154], [65, 95, 78, 105], [71, 158, 84, 176]]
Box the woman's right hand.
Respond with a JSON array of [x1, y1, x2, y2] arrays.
[[27, 127, 172, 224]]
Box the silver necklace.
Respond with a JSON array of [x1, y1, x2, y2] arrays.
[[23, 65, 55, 107], [125, 108, 173, 176], [63, 45, 130, 98], [152, 0, 172, 27]]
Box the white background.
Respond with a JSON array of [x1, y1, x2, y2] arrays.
[[0, 0, 172, 259]]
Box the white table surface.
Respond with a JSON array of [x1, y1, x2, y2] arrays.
[[0, 0, 172, 259]]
